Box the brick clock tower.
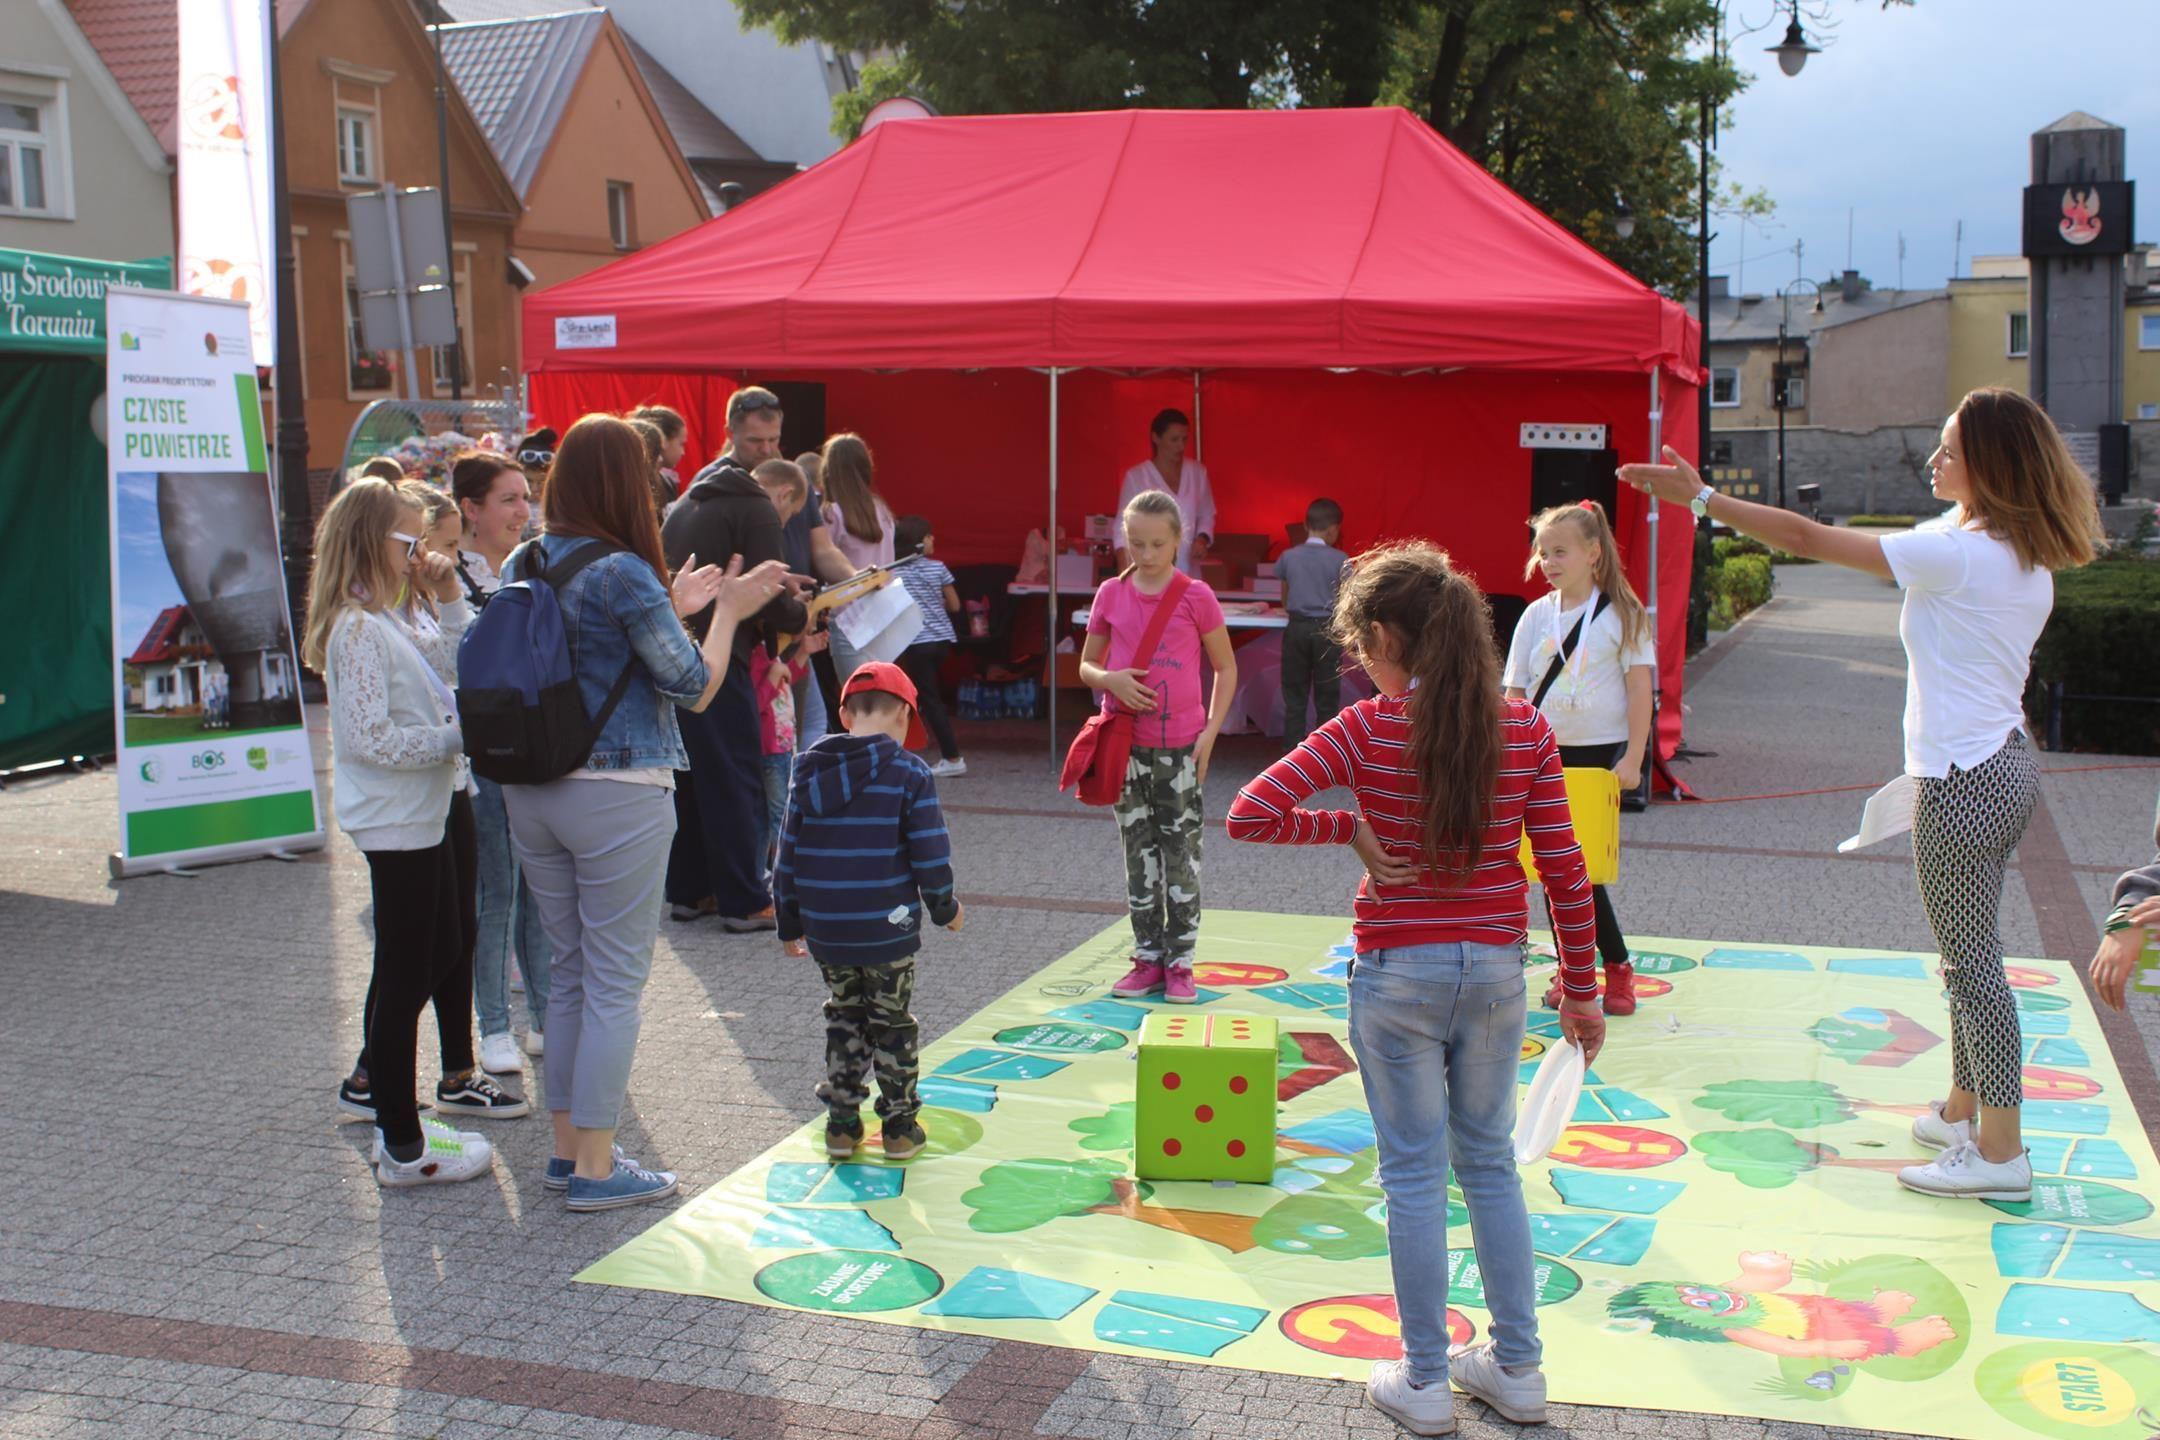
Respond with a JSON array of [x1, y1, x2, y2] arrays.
[[2024, 111, 2134, 499]]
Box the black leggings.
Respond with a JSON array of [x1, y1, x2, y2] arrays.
[[359, 792, 477, 1146], [899, 642, 961, 760], [1557, 742, 1630, 968]]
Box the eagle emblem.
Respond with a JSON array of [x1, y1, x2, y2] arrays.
[[2060, 187, 2103, 246]]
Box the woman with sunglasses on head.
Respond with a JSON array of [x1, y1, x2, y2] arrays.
[[503, 414, 786, 1211], [311, 479, 520, 1189]]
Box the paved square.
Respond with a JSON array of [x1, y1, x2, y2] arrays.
[[3, 563, 2155, 1440]]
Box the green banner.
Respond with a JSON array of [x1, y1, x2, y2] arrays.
[[0, 248, 169, 357]]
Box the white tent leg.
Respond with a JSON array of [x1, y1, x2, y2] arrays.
[[1642, 369, 1663, 806], [1048, 365, 1061, 770]]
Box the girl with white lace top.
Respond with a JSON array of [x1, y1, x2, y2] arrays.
[[309, 479, 516, 1189]]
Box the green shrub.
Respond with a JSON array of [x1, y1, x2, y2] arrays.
[[2023, 554, 2160, 754], [1846, 514, 1919, 528], [1713, 535, 1770, 564], [1718, 553, 1773, 612]]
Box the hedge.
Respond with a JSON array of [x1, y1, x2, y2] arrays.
[[1704, 552, 1774, 629], [1846, 514, 1920, 528], [2023, 554, 2160, 754]]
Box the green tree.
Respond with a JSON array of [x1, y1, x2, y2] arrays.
[[1694, 1079, 1925, 1129], [1070, 1102, 1134, 1153], [1697, 1129, 1911, 1189], [962, 1157, 1266, 1251]]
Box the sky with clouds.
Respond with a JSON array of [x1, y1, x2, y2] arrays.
[[1704, 0, 2157, 295]]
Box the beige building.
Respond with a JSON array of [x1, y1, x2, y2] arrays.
[[1705, 271, 1948, 433], [2, 0, 173, 264], [1945, 252, 2160, 419]]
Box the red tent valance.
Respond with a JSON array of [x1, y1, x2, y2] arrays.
[[524, 107, 1699, 378]]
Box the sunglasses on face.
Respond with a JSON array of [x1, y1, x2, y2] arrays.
[[391, 530, 423, 560], [518, 449, 554, 466]]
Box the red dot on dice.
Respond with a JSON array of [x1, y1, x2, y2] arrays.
[[1164, 1138, 1182, 1156], [1227, 1139, 1246, 1158], [1229, 1075, 1249, 1094], [1195, 1105, 1214, 1123], [1163, 1072, 1182, 1090]]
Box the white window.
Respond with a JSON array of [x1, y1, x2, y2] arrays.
[[2007, 312, 2030, 358], [1772, 375, 1806, 410], [339, 241, 395, 397], [2139, 402, 2158, 420], [0, 81, 66, 218], [607, 181, 633, 249], [1709, 367, 1740, 407], [336, 104, 376, 184], [431, 250, 474, 396], [2141, 313, 2160, 351]]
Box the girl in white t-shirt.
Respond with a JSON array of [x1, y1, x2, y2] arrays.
[[1503, 501, 1654, 1017], [1621, 388, 2102, 1206]]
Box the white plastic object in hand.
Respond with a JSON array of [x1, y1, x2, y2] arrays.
[[1513, 1037, 1586, 1164]]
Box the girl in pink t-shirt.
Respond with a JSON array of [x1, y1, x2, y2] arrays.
[[1079, 490, 1237, 1003]]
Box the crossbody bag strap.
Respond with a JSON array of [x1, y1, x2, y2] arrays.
[[537, 538, 641, 734], [1110, 571, 1194, 715], [1530, 591, 1610, 711]]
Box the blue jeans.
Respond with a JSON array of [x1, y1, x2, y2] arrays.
[[795, 670, 827, 752], [1350, 941, 1539, 1385], [759, 751, 792, 878], [471, 775, 551, 1036]]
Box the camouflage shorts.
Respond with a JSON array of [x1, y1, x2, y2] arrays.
[[1116, 745, 1203, 965], [816, 960, 919, 1125]]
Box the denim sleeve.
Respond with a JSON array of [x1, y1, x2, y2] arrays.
[[607, 559, 709, 703]]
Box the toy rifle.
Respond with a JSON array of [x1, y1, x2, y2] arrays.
[[775, 550, 924, 658]]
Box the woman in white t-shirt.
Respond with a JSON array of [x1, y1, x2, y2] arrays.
[[1621, 388, 2102, 1206], [1504, 501, 1655, 1018], [817, 432, 894, 679]]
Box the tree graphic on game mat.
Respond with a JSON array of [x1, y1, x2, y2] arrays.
[[1696, 1130, 1911, 1189], [1694, 1080, 1927, 1129], [964, 1158, 1267, 1253]]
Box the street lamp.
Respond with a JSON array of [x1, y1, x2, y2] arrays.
[[1614, 197, 1636, 241], [1774, 277, 1825, 511], [1767, 4, 1822, 78]]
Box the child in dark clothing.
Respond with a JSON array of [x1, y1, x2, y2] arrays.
[[774, 662, 965, 1161]]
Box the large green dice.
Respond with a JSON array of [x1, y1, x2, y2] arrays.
[[1135, 1013, 1278, 1183]]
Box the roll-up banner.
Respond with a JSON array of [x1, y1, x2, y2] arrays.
[[106, 288, 322, 877]]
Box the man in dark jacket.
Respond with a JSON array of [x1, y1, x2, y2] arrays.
[[658, 387, 808, 929], [774, 662, 962, 1161]]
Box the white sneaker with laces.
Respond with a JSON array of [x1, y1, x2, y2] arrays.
[[1910, 1100, 1972, 1152], [930, 757, 968, 778], [479, 1032, 523, 1075], [372, 1116, 485, 1164], [521, 1027, 545, 1058], [1898, 1142, 2032, 1201], [1367, 1359, 1455, 1436], [373, 1125, 494, 1187], [1447, 1342, 1547, 1424]]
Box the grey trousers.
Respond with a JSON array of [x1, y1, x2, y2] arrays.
[[503, 777, 675, 1129]]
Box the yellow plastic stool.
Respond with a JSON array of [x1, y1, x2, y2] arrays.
[[1519, 766, 1620, 887]]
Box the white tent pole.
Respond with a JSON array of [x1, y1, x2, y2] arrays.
[[1191, 370, 1203, 458], [1048, 365, 1061, 769], [1642, 367, 1663, 807]]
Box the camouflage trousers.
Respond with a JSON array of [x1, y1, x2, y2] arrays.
[[1115, 745, 1204, 966], [815, 960, 920, 1125]]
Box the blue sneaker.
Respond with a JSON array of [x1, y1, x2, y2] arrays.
[[543, 1144, 629, 1192], [565, 1157, 679, 1212]]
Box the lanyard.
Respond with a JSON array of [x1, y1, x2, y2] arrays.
[[1546, 589, 1599, 708]]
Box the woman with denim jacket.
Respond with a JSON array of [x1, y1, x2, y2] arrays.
[[502, 415, 786, 1212]]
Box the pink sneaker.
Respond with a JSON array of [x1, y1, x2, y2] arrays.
[[1163, 964, 1198, 1004], [1110, 959, 1166, 998]]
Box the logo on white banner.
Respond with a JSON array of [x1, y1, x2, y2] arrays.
[[556, 315, 618, 350]]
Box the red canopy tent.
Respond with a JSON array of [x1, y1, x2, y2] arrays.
[[522, 107, 1702, 765]]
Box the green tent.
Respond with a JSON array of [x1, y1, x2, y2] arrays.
[[0, 247, 170, 770]]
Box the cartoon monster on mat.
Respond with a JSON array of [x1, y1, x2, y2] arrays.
[[1608, 1251, 1958, 1363]]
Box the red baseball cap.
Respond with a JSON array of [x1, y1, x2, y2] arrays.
[[839, 660, 928, 750]]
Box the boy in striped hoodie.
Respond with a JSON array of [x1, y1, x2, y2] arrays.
[[775, 661, 964, 1161]]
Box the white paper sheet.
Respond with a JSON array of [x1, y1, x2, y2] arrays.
[[1838, 773, 1917, 853], [831, 580, 924, 666]]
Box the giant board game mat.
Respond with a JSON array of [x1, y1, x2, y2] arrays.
[[582, 913, 2160, 1440]]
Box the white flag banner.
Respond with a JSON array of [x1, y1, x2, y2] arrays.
[[177, 0, 276, 367]]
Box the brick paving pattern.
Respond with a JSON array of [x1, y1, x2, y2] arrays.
[[2, 561, 2154, 1439]]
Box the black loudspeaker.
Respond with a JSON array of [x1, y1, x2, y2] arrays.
[[760, 381, 828, 462], [1528, 447, 1620, 517], [2099, 422, 2129, 503]]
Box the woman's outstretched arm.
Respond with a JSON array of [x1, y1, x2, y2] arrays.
[[1620, 445, 1895, 581]]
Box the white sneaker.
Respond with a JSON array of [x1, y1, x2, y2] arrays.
[[1911, 1100, 1972, 1152], [1447, 1342, 1548, 1425], [373, 1125, 494, 1186], [521, 1027, 545, 1058], [372, 1116, 485, 1163], [930, 757, 968, 778], [1898, 1142, 2032, 1202], [1368, 1359, 1455, 1436], [478, 1032, 523, 1075]]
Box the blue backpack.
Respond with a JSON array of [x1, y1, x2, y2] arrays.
[[457, 538, 637, 785]]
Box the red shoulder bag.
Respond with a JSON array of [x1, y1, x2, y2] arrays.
[[1058, 571, 1193, 806]]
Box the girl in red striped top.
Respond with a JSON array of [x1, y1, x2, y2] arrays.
[[1227, 542, 1602, 1434]]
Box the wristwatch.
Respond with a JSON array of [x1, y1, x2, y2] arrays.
[[1689, 484, 1716, 519]]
